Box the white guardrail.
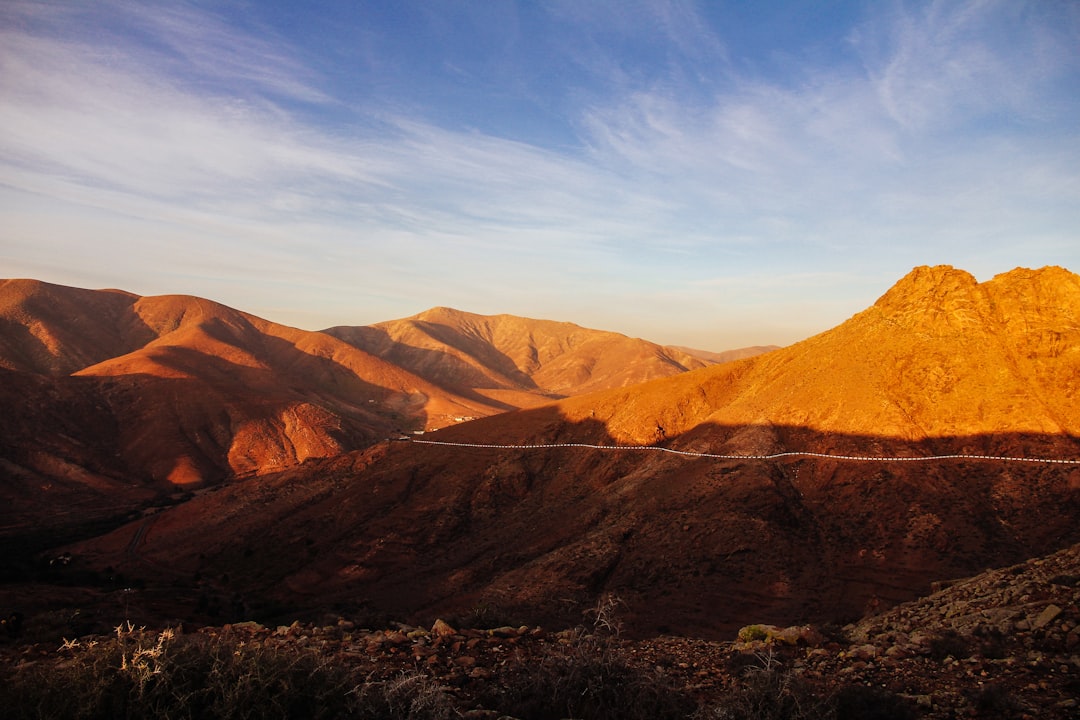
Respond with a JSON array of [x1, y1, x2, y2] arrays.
[[405, 438, 1080, 464]]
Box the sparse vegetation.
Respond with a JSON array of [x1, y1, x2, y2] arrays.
[[478, 594, 695, 720], [0, 622, 457, 720], [737, 624, 770, 643], [697, 649, 828, 720], [7, 556, 1080, 720], [4, 607, 1077, 720], [585, 592, 626, 638], [481, 625, 696, 720], [444, 601, 521, 630]]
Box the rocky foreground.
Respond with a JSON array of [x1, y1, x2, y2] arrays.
[[3, 542, 1079, 719]]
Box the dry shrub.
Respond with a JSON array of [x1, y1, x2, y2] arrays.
[[0, 623, 456, 720], [697, 650, 829, 720], [484, 629, 695, 720], [350, 672, 459, 720], [482, 598, 694, 720]]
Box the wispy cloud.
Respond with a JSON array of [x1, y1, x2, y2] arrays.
[[578, 1, 1080, 255], [854, 0, 1079, 132], [0, 0, 1077, 348], [121, 2, 330, 105], [0, 2, 667, 329]]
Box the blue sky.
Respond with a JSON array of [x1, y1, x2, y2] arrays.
[[1, 1, 1078, 349]]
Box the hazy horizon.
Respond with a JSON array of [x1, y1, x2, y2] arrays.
[[2, 1, 1078, 349]]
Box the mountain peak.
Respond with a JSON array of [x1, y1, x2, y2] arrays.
[[414, 306, 469, 322], [873, 265, 978, 311], [985, 265, 1080, 305], [865, 264, 1080, 339], [875, 265, 1080, 311]]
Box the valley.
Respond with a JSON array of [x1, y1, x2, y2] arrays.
[[2, 265, 1079, 718]]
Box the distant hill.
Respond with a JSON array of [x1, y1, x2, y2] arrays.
[[324, 307, 755, 412], [0, 279, 150, 376], [67, 265, 1080, 637], [670, 344, 780, 364], [1, 281, 741, 539]]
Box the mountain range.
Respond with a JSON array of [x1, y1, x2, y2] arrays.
[[2, 266, 1078, 640], [0, 279, 759, 539]]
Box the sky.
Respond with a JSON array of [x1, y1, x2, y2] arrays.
[[1, 1, 1078, 350]]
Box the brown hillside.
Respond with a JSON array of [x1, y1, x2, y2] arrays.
[[324, 306, 719, 408], [0, 282, 728, 544], [64, 265, 1080, 639], [0, 279, 151, 375], [0, 282, 500, 538], [75, 292, 500, 439]]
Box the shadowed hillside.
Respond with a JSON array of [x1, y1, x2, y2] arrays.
[[0, 281, 501, 537], [57, 265, 1080, 637], [61, 415, 1080, 638], [1, 281, 746, 545]]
